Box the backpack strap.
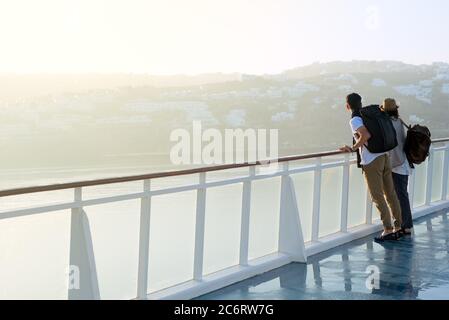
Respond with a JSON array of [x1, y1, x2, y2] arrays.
[[353, 137, 362, 168], [399, 118, 411, 130], [399, 118, 415, 169]]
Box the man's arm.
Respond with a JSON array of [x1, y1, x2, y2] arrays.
[[352, 126, 371, 150], [340, 126, 371, 153]]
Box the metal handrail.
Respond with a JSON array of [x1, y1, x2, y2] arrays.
[[1, 138, 448, 198]]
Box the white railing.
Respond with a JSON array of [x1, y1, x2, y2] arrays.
[[0, 140, 448, 300]]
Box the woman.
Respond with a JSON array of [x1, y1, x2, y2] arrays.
[[381, 98, 414, 236]]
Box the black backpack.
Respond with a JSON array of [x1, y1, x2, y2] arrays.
[[401, 120, 432, 166], [359, 105, 398, 153]]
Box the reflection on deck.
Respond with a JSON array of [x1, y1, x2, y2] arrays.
[[199, 209, 449, 300]]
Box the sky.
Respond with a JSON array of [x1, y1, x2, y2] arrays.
[[1, 0, 449, 75]]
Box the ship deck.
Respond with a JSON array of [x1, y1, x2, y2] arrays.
[[199, 209, 449, 300]]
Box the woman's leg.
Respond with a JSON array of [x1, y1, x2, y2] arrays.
[[392, 173, 414, 230]]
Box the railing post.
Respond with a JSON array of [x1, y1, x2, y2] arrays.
[[279, 162, 307, 263], [425, 147, 434, 206], [68, 187, 100, 300], [239, 166, 255, 266], [311, 157, 322, 241], [340, 154, 350, 232], [137, 180, 151, 299], [441, 144, 449, 201], [365, 189, 373, 225], [193, 172, 207, 281]]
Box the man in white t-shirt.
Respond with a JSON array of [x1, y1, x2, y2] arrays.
[[340, 93, 402, 242]]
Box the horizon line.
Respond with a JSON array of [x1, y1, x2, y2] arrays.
[[1, 59, 448, 78]]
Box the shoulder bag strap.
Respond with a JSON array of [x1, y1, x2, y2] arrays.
[[399, 117, 411, 130]]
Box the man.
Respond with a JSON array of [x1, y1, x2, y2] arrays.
[[340, 93, 402, 242]]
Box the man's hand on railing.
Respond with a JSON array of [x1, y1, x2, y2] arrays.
[[340, 145, 354, 153]]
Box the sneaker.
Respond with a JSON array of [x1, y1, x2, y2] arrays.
[[374, 232, 398, 243], [402, 228, 413, 235], [396, 229, 412, 237]]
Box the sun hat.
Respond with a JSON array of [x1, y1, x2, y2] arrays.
[[381, 98, 398, 112]]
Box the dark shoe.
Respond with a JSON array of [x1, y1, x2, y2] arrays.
[[397, 229, 412, 236], [374, 232, 398, 243], [402, 228, 413, 235]]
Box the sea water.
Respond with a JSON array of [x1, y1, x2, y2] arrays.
[[2, 153, 435, 299]]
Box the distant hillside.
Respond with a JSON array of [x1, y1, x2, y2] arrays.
[[1, 61, 448, 170], [278, 61, 449, 80], [0, 73, 242, 100]]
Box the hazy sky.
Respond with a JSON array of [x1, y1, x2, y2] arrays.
[[1, 0, 449, 74]]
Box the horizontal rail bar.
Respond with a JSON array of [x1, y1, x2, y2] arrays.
[[0, 162, 342, 219], [432, 138, 449, 144], [1, 139, 448, 198]]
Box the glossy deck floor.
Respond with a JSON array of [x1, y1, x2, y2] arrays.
[[198, 209, 449, 300]]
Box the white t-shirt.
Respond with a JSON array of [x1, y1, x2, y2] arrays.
[[392, 159, 412, 176], [350, 117, 386, 166]]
